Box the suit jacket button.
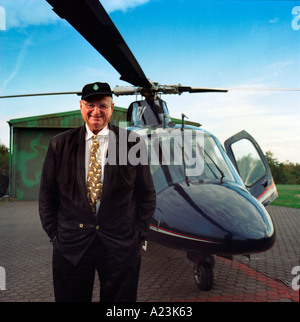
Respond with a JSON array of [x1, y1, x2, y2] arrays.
[[96, 225, 99, 230], [79, 224, 84, 228]]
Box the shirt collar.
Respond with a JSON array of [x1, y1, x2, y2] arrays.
[[85, 124, 109, 141]]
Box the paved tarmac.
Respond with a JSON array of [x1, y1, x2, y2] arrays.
[[0, 201, 299, 302]]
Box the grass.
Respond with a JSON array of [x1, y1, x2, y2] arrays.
[[270, 184, 300, 209]]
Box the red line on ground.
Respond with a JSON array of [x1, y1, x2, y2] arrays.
[[181, 257, 299, 302]]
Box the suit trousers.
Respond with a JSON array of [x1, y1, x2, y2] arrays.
[[52, 236, 141, 302]]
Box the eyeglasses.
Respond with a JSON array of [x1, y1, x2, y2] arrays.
[[81, 101, 111, 110]]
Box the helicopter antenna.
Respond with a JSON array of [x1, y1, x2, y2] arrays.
[[181, 114, 190, 186]]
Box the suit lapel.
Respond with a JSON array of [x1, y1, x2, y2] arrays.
[[76, 126, 94, 215]]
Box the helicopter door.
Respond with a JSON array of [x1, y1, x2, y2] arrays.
[[224, 130, 278, 206]]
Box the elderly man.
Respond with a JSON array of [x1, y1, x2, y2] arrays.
[[39, 82, 156, 302]]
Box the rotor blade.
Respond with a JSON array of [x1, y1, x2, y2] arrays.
[[228, 87, 300, 92], [0, 92, 81, 99], [180, 87, 228, 94], [0, 88, 139, 99], [46, 0, 151, 88], [113, 86, 139, 96], [1, 86, 298, 100], [179, 86, 300, 94]]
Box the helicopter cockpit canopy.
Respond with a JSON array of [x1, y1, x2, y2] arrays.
[[127, 99, 174, 127]]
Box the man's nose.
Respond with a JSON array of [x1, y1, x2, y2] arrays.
[[91, 107, 103, 114]]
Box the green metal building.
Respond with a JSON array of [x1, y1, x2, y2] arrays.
[[8, 106, 200, 200]]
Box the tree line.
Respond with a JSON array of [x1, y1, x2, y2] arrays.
[[265, 151, 300, 185], [0, 144, 8, 174], [0, 144, 9, 196]]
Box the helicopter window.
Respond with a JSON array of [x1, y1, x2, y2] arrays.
[[150, 164, 169, 193], [162, 135, 183, 181], [198, 135, 234, 182], [146, 130, 234, 191], [230, 139, 266, 187], [129, 100, 172, 127], [148, 133, 185, 192]]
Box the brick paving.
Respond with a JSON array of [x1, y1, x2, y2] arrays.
[[0, 201, 299, 302]]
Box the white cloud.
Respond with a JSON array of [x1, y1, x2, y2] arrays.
[[102, 0, 150, 13], [268, 17, 279, 24], [1, 0, 150, 30], [2, 0, 59, 29]]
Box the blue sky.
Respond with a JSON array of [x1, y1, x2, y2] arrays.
[[0, 0, 299, 163]]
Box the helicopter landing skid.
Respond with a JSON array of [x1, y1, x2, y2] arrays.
[[187, 252, 215, 291]]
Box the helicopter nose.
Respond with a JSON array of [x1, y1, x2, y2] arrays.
[[154, 181, 275, 255]]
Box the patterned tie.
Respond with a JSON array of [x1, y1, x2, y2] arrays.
[[87, 135, 103, 213]]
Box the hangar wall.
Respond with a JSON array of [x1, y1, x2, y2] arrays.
[[8, 107, 200, 200]]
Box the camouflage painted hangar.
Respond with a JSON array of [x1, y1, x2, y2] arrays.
[[8, 106, 200, 201]]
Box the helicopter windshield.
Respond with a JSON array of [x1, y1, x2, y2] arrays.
[[128, 99, 172, 127], [143, 129, 235, 193]]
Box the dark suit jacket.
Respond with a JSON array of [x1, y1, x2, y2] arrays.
[[39, 123, 156, 266]]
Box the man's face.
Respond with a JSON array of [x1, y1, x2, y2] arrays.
[[80, 96, 114, 134]]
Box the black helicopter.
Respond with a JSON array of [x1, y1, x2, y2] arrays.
[[1, 0, 281, 291]]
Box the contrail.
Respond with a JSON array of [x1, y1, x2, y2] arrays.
[[0, 35, 33, 93]]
